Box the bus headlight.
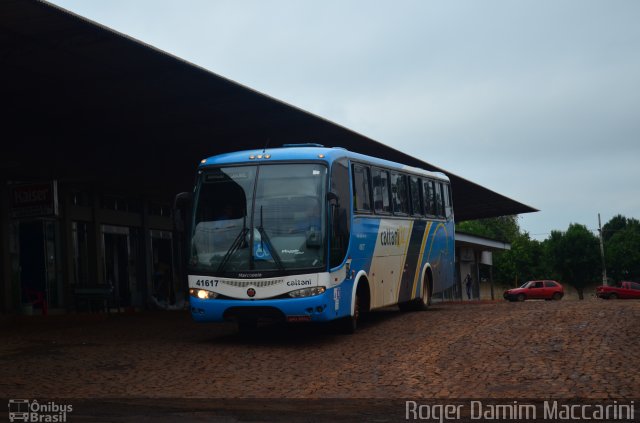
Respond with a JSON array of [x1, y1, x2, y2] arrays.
[[189, 288, 218, 299], [288, 286, 326, 298]]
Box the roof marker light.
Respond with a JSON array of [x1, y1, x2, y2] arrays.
[[264, 154, 271, 159], [318, 154, 325, 158], [257, 154, 263, 159], [200, 159, 207, 164], [249, 155, 256, 159]]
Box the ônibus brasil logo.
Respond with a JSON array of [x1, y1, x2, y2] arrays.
[[8, 399, 73, 422]]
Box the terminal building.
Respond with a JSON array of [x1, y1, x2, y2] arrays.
[[0, 0, 535, 313]]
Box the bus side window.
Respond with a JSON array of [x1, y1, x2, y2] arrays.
[[435, 182, 444, 218], [352, 164, 372, 213], [372, 168, 391, 214], [423, 179, 436, 216], [409, 176, 423, 216], [391, 172, 409, 215], [330, 158, 351, 268], [443, 183, 453, 219]]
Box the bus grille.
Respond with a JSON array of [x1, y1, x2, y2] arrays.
[[220, 279, 284, 288]]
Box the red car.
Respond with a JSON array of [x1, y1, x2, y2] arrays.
[[596, 281, 640, 299], [504, 280, 564, 302]]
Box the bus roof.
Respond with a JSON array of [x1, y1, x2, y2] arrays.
[[199, 145, 450, 182]]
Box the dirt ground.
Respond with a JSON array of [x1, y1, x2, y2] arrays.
[[1, 298, 638, 421]]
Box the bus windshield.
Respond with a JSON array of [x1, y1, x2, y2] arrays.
[[190, 163, 327, 274]]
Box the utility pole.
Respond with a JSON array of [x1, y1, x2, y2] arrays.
[[598, 213, 608, 286]]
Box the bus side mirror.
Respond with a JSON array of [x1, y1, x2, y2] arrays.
[[326, 191, 339, 204], [173, 192, 193, 232]]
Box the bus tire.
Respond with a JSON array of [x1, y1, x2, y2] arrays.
[[417, 277, 431, 310], [339, 292, 361, 334], [399, 276, 431, 312]]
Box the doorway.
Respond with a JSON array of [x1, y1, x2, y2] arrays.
[[18, 219, 61, 310], [102, 225, 131, 307], [151, 230, 178, 308], [19, 221, 47, 306]]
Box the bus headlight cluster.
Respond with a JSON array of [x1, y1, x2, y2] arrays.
[[189, 288, 218, 300], [288, 286, 326, 298]]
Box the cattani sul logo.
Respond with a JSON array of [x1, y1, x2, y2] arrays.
[[380, 226, 408, 247], [8, 399, 73, 422]]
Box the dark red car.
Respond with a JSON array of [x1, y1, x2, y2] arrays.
[[504, 280, 564, 302], [596, 281, 640, 299]]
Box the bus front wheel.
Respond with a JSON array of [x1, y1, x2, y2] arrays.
[[339, 293, 360, 334]]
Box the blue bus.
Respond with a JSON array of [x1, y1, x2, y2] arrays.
[[185, 144, 455, 332]]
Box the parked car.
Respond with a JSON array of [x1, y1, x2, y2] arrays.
[[503, 280, 564, 302], [596, 281, 640, 299]]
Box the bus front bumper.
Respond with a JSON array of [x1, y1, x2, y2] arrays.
[[189, 290, 343, 323]]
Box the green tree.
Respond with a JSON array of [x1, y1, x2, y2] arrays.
[[605, 224, 640, 282], [602, 214, 639, 242], [544, 223, 600, 299], [456, 215, 519, 242], [495, 232, 547, 286]]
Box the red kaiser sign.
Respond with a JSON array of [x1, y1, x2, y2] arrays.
[[9, 181, 58, 218]]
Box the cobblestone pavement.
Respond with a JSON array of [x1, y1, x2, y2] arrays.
[[1, 299, 639, 420]]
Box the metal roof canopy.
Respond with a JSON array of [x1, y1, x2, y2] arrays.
[[0, 0, 537, 221], [455, 232, 512, 252]]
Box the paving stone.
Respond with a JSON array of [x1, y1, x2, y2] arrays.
[[0, 300, 638, 400]]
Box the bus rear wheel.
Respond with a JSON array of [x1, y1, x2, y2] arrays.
[[399, 280, 430, 311]]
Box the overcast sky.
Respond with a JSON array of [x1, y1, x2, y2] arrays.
[[51, 0, 640, 239]]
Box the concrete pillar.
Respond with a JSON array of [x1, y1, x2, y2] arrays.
[[90, 190, 104, 285], [61, 184, 75, 307], [474, 250, 481, 300], [0, 180, 12, 312], [141, 200, 152, 307]]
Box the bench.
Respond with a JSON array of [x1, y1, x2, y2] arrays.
[[74, 285, 117, 313]]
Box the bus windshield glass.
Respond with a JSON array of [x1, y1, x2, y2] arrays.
[[190, 163, 327, 274]]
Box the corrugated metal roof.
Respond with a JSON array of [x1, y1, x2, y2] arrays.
[[0, 0, 537, 221]]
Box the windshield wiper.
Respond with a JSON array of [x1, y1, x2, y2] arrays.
[[256, 205, 285, 272], [216, 216, 248, 273]]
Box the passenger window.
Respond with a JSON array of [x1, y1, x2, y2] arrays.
[[329, 158, 350, 268], [423, 179, 436, 216], [533, 282, 544, 288], [352, 164, 372, 213], [544, 281, 557, 288], [409, 176, 423, 216], [443, 183, 453, 219], [391, 173, 409, 215], [435, 182, 444, 218], [372, 168, 391, 214]]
